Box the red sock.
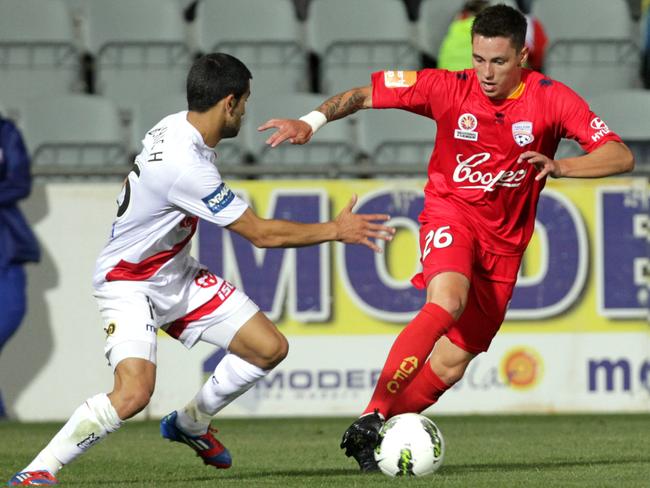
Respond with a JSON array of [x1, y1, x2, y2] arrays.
[[362, 303, 454, 417], [388, 363, 451, 417]]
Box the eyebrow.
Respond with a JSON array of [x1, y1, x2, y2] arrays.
[[473, 54, 507, 62]]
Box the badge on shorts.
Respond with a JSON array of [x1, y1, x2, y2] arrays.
[[104, 322, 116, 336], [202, 183, 235, 215]]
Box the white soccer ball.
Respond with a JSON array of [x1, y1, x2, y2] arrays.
[[374, 413, 445, 477]]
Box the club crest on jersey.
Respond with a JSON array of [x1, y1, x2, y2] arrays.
[[202, 183, 235, 215], [383, 70, 417, 88], [512, 121, 534, 147], [454, 113, 479, 141]]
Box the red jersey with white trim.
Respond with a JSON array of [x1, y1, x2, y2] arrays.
[[371, 68, 622, 254], [93, 111, 248, 288]]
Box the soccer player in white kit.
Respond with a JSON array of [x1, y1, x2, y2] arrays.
[[8, 53, 395, 486]]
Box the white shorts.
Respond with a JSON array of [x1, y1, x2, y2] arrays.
[[94, 266, 259, 370]]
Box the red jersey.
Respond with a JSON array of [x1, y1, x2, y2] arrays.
[[371, 68, 622, 254]]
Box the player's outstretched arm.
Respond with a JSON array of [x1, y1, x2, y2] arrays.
[[518, 141, 635, 180], [226, 194, 394, 253], [257, 86, 373, 148]]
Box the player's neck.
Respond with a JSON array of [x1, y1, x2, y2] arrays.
[[187, 111, 220, 147]]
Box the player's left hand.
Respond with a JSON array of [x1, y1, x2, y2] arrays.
[[518, 151, 563, 181], [335, 194, 396, 253]]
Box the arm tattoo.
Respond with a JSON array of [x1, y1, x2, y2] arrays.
[[317, 89, 367, 122]]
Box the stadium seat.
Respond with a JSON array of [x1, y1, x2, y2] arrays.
[[0, 0, 81, 106], [246, 92, 356, 166], [81, 0, 192, 111], [308, 0, 421, 94], [17, 94, 127, 168], [588, 89, 650, 166], [356, 109, 436, 167], [197, 0, 308, 93], [533, 0, 640, 95], [132, 93, 249, 167]]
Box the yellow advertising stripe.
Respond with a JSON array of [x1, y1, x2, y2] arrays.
[[204, 178, 649, 336]]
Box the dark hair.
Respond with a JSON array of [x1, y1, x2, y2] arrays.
[[471, 4, 527, 52], [186, 53, 252, 112]]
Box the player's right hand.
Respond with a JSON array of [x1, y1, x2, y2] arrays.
[[257, 119, 313, 147], [334, 194, 396, 253]]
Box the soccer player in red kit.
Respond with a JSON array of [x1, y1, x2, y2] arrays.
[[259, 4, 634, 472]]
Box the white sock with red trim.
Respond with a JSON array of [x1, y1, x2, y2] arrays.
[[176, 354, 268, 435], [22, 393, 122, 474]]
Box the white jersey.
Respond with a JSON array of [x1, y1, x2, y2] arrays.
[[93, 111, 248, 289]]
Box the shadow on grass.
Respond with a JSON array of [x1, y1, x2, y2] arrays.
[[61, 458, 650, 485], [81, 468, 367, 485], [440, 457, 648, 475]]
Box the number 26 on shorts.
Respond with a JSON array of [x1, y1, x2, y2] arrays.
[[422, 225, 453, 261]]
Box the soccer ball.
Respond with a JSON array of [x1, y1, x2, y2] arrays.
[[374, 413, 445, 477]]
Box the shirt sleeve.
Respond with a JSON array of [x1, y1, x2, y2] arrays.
[[552, 82, 622, 153], [371, 69, 451, 119], [168, 164, 248, 227]]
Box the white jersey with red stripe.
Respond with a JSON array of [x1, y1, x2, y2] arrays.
[[93, 111, 248, 290]]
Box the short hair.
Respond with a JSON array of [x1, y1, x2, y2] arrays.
[[471, 4, 527, 52], [186, 53, 252, 112]]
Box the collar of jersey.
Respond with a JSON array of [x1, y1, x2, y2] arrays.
[[507, 81, 526, 99], [183, 111, 216, 153]]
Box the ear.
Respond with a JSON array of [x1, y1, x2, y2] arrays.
[[224, 94, 237, 115], [518, 45, 529, 67]]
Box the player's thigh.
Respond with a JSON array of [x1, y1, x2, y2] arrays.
[[446, 276, 516, 354], [412, 219, 475, 291], [94, 284, 159, 370], [163, 269, 261, 349]]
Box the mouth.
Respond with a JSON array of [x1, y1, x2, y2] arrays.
[[481, 81, 497, 92]]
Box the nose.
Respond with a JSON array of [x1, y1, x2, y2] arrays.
[[484, 63, 495, 80]]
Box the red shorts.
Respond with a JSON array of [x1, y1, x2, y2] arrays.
[[411, 215, 522, 354]]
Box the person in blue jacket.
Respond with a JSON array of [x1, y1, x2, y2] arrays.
[[0, 114, 40, 355]]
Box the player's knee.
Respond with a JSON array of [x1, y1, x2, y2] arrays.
[[255, 334, 289, 370], [434, 293, 467, 321]]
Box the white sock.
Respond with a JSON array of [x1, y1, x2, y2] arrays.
[[176, 354, 268, 435], [23, 393, 122, 474]]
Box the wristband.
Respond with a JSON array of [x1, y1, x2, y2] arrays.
[[299, 110, 327, 134]]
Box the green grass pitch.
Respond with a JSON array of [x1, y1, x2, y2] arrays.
[[2, 414, 649, 487]]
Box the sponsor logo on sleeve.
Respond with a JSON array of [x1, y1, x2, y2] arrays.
[[383, 70, 417, 88], [512, 121, 534, 147], [202, 183, 235, 215], [454, 113, 479, 141], [590, 117, 611, 142]]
